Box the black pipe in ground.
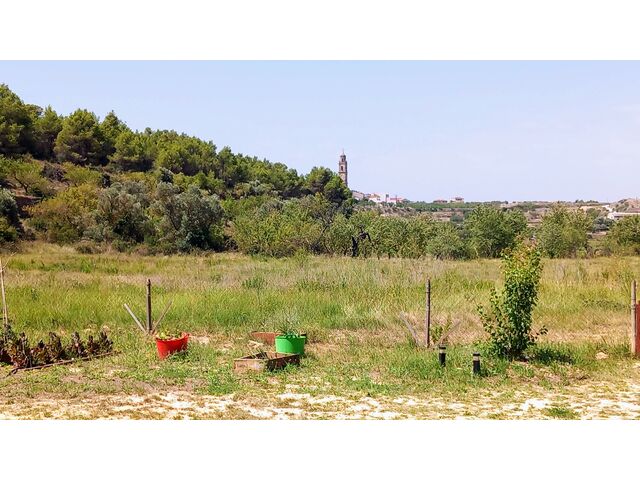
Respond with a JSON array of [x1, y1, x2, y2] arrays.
[[473, 352, 481, 375]]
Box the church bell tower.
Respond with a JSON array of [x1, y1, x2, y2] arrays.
[[338, 150, 348, 187]]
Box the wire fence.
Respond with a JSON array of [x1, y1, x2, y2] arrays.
[[403, 278, 640, 353]]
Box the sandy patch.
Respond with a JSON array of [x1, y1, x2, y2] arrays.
[[1, 381, 639, 420]]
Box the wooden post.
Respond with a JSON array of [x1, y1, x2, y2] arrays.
[[146, 278, 152, 334], [0, 258, 8, 326], [425, 278, 431, 348], [632, 280, 638, 357]]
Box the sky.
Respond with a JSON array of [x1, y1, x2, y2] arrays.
[[1, 61, 639, 202]]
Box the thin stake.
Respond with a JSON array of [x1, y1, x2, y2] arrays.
[[146, 278, 152, 334], [425, 278, 431, 348], [152, 300, 174, 334], [400, 313, 420, 346], [632, 280, 638, 357], [0, 258, 8, 326], [124, 303, 146, 333]]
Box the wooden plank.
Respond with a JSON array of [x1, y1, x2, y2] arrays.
[[233, 352, 300, 373], [249, 331, 277, 345]]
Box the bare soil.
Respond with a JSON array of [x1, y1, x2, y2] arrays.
[[2, 378, 639, 420]]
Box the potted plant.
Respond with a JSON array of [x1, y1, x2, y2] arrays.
[[274, 316, 306, 355], [155, 330, 189, 359]]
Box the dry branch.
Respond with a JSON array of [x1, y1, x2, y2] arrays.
[[152, 300, 174, 334]]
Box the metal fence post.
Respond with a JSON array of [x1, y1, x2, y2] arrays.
[[425, 278, 431, 348], [146, 278, 153, 334]]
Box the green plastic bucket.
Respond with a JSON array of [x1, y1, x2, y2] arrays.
[[275, 335, 306, 355]]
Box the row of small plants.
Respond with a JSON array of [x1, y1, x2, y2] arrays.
[[0, 324, 113, 369]]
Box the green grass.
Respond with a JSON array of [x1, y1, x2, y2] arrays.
[[1, 242, 639, 418], [544, 406, 580, 419]]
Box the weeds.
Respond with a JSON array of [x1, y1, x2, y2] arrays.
[[544, 405, 579, 420], [1, 243, 639, 418]]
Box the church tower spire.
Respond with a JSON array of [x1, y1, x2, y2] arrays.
[[338, 149, 348, 187]]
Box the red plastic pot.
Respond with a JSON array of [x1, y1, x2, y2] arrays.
[[155, 333, 189, 359]]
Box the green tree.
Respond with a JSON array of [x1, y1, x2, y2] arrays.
[[608, 215, 640, 254], [3, 157, 51, 196], [479, 241, 545, 359], [537, 205, 591, 258], [323, 175, 352, 207], [304, 167, 334, 195], [100, 111, 129, 157], [54, 109, 105, 165], [248, 161, 303, 198], [425, 222, 467, 259], [464, 205, 527, 258], [323, 213, 355, 255], [28, 184, 99, 242], [231, 198, 323, 257], [152, 183, 225, 252], [91, 182, 152, 244], [32, 106, 63, 159], [154, 133, 217, 176], [62, 162, 103, 187], [214, 146, 249, 190], [0, 188, 21, 243], [110, 130, 154, 171], [0, 84, 35, 155]]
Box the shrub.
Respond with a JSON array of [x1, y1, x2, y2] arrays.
[[608, 215, 640, 255], [2, 157, 52, 196], [479, 241, 545, 359], [0, 188, 20, 227], [152, 183, 225, 252], [28, 184, 99, 243], [231, 198, 323, 257], [425, 222, 467, 259], [324, 213, 356, 255], [54, 109, 105, 165], [537, 205, 591, 258], [90, 181, 153, 244], [464, 205, 528, 258], [62, 162, 103, 187], [0, 217, 18, 244], [0, 188, 21, 243]]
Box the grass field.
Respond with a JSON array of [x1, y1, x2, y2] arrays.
[[1, 242, 639, 419]]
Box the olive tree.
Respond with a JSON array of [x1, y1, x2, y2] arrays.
[[152, 183, 225, 252]]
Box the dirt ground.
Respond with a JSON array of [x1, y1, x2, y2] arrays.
[[2, 376, 639, 420]]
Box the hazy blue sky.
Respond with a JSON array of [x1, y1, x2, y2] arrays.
[[2, 61, 639, 202]]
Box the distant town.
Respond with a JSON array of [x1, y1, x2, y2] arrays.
[[337, 151, 640, 229]]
